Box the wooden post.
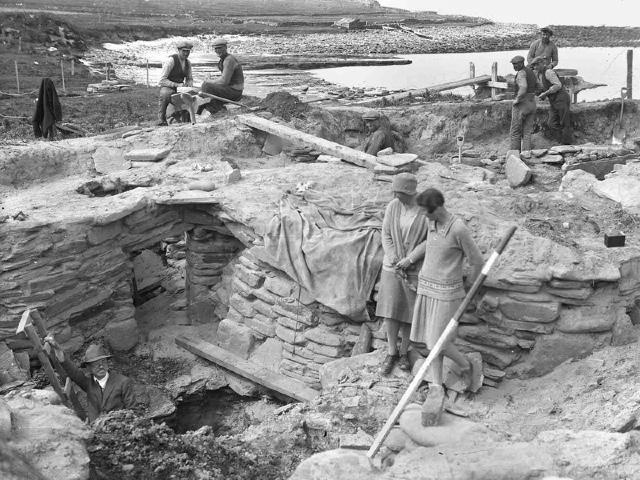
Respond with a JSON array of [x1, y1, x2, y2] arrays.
[[61, 60, 66, 93], [30, 310, 86, 420], [106, 64, 110, 81], [18, 36, 21, 52], [71, 58, 75, 76], [24, 324, 69, 403], [146, 59, 149, 87], [491, 62, 498, 100], [627, 49, 633, 100], [367, 227, 518, 459], [469, 62, 475, 78], [14, 60, 19, 93]]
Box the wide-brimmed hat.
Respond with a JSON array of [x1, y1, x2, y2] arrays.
[[81, 344, 112, 367], [362, 110, 381, 120], [212, 38, 228, 47], [540, 27, 553, 36], [392, 173, 418, 195], [510, 55, 525, 64], [176, 41, 193, 50]]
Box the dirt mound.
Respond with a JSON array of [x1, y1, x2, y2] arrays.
[[260, 91, 310, 121]]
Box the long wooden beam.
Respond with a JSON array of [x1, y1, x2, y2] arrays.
[[355, 74, 492, 106], [237, 114, 380, 169], [176, 334, 319, 403]]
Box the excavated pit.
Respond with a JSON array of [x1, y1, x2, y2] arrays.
[[2, 98, 640, 479]]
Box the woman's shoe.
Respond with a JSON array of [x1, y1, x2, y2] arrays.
[[397, 354, 410, 370], [380, 354, 398, 375]]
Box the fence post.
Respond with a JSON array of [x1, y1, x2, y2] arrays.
[[491, 62, 498, 100], [15, 60, 20, 93], [469, 62, 475, 78], [71, 58, 75, 76], [61, 60, 66, 93]]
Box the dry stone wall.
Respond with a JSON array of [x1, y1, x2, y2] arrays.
[[0, 202, 193, 356]]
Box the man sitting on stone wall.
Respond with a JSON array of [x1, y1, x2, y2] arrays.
[[527, 27, 559, 69], [199, 38, 244, 115], [44, 334, 139, 423], [361, 110, 396, 156]]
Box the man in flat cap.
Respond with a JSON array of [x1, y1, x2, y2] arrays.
[[530, 56, 572, 145], [199, 37, 244, 115], [361, 110, 396, 156], [156, 40, 194, 126], [510, 55, 542, 152], [45, 333, 139, 423], [527, 27, 558, 69]]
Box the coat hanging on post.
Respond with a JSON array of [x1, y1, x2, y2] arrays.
[[32, 78, 62, 139]]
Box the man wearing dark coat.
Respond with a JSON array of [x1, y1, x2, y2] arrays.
[[199, 37, 244, 115], [45, 334, 139, 423]]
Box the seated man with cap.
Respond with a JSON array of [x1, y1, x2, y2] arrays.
[[157, 40, 194, 126], [44, 333, 139, 423], [527, 27, 558, 69], [199, 37, 244, 115], [362, 110, 396, 156]]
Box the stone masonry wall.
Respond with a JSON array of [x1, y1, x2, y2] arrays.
[[0, 203, 193, 356]]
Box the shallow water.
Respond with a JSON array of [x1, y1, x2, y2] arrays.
[[310, 47, 640, 102]]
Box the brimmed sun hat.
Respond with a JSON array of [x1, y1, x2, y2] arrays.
[[392, 173, 418, 196], [81, 344, 112, 367], [529, 56, 545, 66]]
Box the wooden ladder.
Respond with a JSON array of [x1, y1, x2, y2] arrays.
[[17, 309, 86, 420]]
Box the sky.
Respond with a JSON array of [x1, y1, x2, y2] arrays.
[[377, 1, 640, 27]]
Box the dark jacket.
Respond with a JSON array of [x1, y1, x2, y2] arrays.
[[514, 66, 538, 97], [32, 78, 62, 139], [61, 358, 138, 422]]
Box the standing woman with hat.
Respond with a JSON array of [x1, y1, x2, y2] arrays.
[[199, 37, 244, 115], [44, 334, 139, 423], [156, 40, 194, 126], [527, 27, 559, 68], [377, 173, 429, 375]]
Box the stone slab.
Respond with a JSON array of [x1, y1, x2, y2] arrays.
[[93, 146, 128, 174], [505, 150, 532, 187], [123, 147, 172, 162]]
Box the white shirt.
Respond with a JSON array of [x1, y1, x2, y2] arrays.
[[94, 372, 109, 390]]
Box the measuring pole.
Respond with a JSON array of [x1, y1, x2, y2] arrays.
[[627, 50, 633, 100], [366, 226, 518, 460], [15, 60, 19, 93], [71, 58, 75, 76]]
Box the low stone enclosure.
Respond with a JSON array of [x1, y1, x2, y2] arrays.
[[1, 98, 640, 396]]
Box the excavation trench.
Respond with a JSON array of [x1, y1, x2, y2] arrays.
[[2, 97, 640, 480]]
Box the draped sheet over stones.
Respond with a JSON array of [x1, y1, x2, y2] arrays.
[[256, 189, 385, 322]]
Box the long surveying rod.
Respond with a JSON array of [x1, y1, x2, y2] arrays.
[[367, 225, 517, 459]]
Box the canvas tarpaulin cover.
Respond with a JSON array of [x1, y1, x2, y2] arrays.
[[256, 189, 385, 321]]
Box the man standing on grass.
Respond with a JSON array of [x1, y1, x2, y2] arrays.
[[199, 38, 244, 115], [157, 40, 194, 126], [527, 27, 559, 69], [510, 55, 542, 152], [531, 55, 573, 145]]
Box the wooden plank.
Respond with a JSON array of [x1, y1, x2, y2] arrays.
[[491, 62, 498, 100], [355, 75, 492, 106], [175, 334, 319, 403], [237, 114, 380, 170], [486, 81, 508, 89]]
